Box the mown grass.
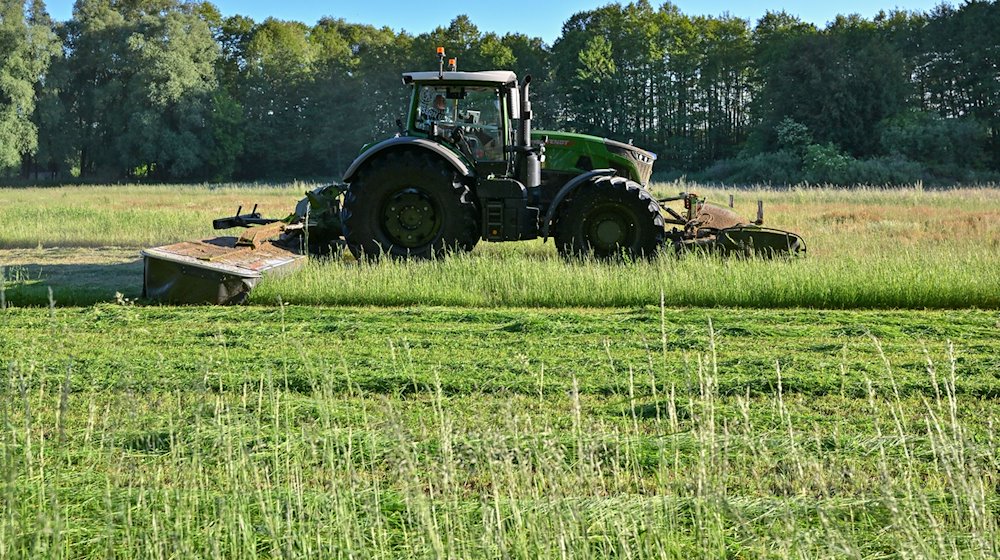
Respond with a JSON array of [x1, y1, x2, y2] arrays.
[[1, 304, 998, 558], [1, 183, 998, 309]]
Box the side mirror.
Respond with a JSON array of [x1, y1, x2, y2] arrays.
[[507, 86, 521, 120]]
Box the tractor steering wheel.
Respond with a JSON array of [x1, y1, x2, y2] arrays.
[[450, 126, 476, 161]]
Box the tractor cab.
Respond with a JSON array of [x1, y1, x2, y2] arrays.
[[403, 70, 521, 177]]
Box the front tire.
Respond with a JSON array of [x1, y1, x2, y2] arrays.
[[553, 176, 665, 259], [341, 150, 479, 260]]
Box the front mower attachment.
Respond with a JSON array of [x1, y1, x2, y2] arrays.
[[141, 185, 343, 305], [142, 214, 306, 305], [714, 226, 805, 255]]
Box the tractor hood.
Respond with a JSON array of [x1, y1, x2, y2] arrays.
[[537, 130, 657, 186]]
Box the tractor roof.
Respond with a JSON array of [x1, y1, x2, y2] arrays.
[[402, 70, 518, 86]]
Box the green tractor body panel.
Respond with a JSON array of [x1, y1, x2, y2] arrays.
[[538, 130, 656, 187]]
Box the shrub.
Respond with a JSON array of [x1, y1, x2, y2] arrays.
[[802, 143, 853, 183], [775, 118, 813, 155], [700, 119, 926, 186], [880, 111, 986, 169], [700, 150, 801, 185], [802, 143, 923, 185]]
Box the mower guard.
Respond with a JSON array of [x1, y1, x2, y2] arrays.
[[142, 237, 305, 305], [679, 225, 806, 256]]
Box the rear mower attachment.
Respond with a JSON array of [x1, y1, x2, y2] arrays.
[[661, 193, 806, 257]]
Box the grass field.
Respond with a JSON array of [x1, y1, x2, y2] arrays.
[[2, 304, 998, 558], [2, 183, 999, 309], [1, 183, 999, 558]]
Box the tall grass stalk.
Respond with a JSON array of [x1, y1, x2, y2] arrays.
[[254, 245, 1000, 309]]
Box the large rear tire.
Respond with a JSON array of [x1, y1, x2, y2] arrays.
[[553, 176, 665, 259], [341, 151, 479, 260]]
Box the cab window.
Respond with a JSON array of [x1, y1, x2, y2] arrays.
[[415, 85, 504, 162]]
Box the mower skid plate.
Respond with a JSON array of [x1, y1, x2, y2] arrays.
[[142, 237, 305, 305], [713, 225, 806, 256], [675, 226, 806, 257]]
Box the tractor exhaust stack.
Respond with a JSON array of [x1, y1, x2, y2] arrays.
[[517, 75, 541, 190]]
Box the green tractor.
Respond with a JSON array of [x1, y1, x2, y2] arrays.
[[319, 50, 803, 260], [142, 51, 803, 304]]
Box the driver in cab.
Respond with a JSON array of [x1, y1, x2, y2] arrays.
[[424, 94, 451, 124]]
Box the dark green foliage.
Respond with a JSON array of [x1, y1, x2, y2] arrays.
[[775, 118, 812, 155], [46, 0, 219, 180], [701, 151, 801, 185], [202, 90, 245, 180], [802, 143, 924, 185], [752, 14, 910, 159], [916, 1, 1000, 168], [7, 1, 1000, 183], [236, 18, 315, 179], [0, 0, 58, 175], [704, 133, 925, 186], [553, 3, 754, 169], [881, 110, 987, 180]]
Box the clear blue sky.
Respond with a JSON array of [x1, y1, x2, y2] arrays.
[[43, 0, 950, 44]]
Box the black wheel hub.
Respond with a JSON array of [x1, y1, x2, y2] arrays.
[[584, 205, 636, 252], [381, 188, 441, 248]]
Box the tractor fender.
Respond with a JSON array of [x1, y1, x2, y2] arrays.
[[541, 169, 616, 240], [342, 136, 474, 183]]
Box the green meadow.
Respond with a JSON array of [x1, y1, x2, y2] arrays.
[[2, 184, 998, 309], [1, 184, 999, 558]]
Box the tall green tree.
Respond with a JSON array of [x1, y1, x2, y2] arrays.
[[19, 0, 61, 178], [750, 12, 909, 157], [120, 8, 219, 177], [499, 33, 552, 127], [652, 4, 701, 167], [553, 4, 625, 140], [0, 0, 57, 175], [917, 1, 1000, 167], [237, 18, 315, 178], [696, 15, 753, 161], [60, 0, 218, 179], [307, 18, 413, 175]]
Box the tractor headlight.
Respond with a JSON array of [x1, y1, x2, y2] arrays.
[[606, 142, 657, 184]]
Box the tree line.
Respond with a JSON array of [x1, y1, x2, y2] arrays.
[[1, 0, 998, 184]]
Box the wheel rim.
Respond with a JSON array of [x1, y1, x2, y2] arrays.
[[381, 188, 442, 248], [583, 204, 636, 252]]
